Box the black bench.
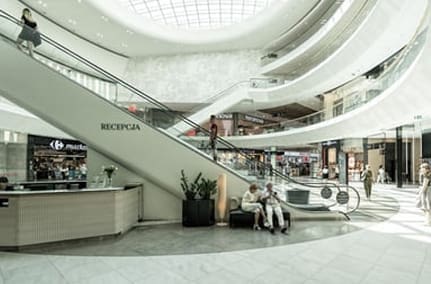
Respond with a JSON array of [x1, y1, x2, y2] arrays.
[[229, 206, 291, 228]]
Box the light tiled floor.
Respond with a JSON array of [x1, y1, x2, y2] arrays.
[[1, 183, 431, 283]]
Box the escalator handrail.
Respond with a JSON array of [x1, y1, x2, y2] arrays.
[[0, 9, 353, 199]]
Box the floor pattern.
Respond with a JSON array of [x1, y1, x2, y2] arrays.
[[1, 183, 431, 284]]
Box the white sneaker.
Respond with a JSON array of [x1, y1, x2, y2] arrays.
[[263, 220, 270, 227], [253, 224, 261, 231]]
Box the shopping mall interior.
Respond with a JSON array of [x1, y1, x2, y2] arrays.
[[1, 0, 431, 283]]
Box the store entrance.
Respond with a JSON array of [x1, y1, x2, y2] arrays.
[[27, 135, 87, 181]]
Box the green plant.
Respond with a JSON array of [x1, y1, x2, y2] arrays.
[[103, 165, 118, 178], [180, 170, 202, 200], [198, 178, 217, 200]]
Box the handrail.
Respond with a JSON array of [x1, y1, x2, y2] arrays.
[[0, 32, 116, 84], [0, 9, 360, 213], [263, 0, 336, 55], [261, 24, 426, 134]]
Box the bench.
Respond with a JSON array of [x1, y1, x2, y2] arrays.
[[229, 197, 291, 228]]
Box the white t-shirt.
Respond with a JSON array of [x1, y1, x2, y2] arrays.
[[242, 190, 261, 204], [262, 191, 281, 206]]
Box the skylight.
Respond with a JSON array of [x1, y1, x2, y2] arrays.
[[117, 0, 274, 30]]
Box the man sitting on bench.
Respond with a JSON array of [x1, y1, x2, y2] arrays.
[[262, 183, 288, 235]]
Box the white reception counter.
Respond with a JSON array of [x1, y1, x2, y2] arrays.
[[0, 184, 143, 248]]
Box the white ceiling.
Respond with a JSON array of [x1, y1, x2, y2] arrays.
[[21, 0, 321, 56]]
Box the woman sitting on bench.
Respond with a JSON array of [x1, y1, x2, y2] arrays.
[[241, 183, 269, 231]]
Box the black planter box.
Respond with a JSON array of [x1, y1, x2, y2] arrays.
[[182, 199, 215, 227]]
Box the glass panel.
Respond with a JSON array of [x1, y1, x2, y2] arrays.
[[116, 0, 274, 29]]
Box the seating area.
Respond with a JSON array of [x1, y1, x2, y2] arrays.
[[229, 197, 291, 228]]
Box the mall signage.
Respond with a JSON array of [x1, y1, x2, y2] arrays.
[[243, 114, 264, 124], [49, 140, 87, 151], [100, 123, 141, 131]]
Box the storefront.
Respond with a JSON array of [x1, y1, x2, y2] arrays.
[[27, 135, 87, 181], [276, 151, 319, 177]]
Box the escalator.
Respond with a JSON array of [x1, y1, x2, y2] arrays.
[[0, 10, 359, 220]]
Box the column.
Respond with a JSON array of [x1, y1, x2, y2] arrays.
[[362, 138, 368, 166], [232, 113, 239, 136], [396, 126, 403, 188]]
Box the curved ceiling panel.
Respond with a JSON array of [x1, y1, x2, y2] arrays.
[[18, 0, 322, 55]]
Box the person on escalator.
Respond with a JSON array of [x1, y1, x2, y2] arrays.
[[16, 8, 41, 57], [209, 115, 218, 161], [261, 183, 288, 235]]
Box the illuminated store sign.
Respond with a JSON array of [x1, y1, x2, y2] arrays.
[[244, 115, 264, 124], [49, 140, 87, 151], [100, 123, 141, 131]]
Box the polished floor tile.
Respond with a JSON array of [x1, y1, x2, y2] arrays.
[[0, 184, 430, 283], [11, 193, 398, 257]]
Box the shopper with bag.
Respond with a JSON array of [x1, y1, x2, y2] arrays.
[[16, 8, 41, 57]]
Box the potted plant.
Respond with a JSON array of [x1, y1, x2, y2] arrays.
[[180, 169, 201, 201], [198, 178, 217, 199], [181, 170, 216, 227]]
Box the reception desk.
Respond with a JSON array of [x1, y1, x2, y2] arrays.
[[0, 184, 143, 248]]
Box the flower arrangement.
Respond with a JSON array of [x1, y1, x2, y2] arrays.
[[103, 165, 118, 179]]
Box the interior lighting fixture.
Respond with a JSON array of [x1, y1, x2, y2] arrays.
[[96, 32, 104, 38], [121, 43, 128, 48], [101, 15, 109, 22], [216, 173, 228, 226]]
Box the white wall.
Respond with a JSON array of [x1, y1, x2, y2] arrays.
[[123, 50, 261, 102], [0, 100, 71, 139], [87, 148, 181, 221]]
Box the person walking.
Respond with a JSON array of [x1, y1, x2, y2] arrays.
[[16, 8, 41, 57], [361, 165, 373, 200], [417, 163, 431, 225], [209, 115, 218, 161], [376, 165, 385, 183], [322, 165, 329, 179], [334, 164, 340, 179]]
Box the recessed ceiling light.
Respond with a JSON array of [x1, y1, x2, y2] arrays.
[[37, 0, 43, 4], [121, 43, 128, 48], [126, 29, 134, 35], [96, 32, 104, 38], [77, 0, 82, 3], [43, 3, 47, 7], [101, 16, 109, 22]]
